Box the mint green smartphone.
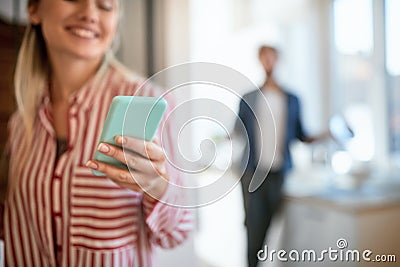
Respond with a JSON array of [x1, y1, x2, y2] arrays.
[[92, 96, 167, 176]]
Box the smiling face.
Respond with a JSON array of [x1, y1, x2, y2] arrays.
[[29, 0, 119, 62]]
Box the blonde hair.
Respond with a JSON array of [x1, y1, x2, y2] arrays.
[[8, 0, 48, 192], [14, 23, 48, 150]]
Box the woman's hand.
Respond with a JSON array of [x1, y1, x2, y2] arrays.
[[86, 136, 169, 201]]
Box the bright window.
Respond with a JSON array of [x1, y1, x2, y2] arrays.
[[332, 0, 375, 161], [386, 0, 400, 157]]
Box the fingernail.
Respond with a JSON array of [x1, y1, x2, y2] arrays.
[[98, 143, 110, 153], [116, 136, 126, 145], [86, 160, 98, 170], [158, 165, 167, 176], [121, 172, 129, 182]]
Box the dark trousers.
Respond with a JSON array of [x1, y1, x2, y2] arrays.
[[240, 169, 252, 226], [242, 169, 284, 267]]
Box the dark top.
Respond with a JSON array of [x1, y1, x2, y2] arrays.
[[56, 138, 68, 160], [235, 88, 308, 175]]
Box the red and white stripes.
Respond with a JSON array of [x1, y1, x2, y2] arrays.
[[4, 59, 192, 267]]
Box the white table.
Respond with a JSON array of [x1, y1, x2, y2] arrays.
[[278, 167, 400, 267]]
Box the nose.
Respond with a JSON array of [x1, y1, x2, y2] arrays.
[[77, 0, 99, 23]]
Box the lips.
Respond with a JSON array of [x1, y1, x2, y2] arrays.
[[66, 26, 99, 39]]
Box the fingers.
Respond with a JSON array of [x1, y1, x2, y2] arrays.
[[116, 136, 165, 161], [153, 136, 161, 146], [96, 142, 165, 175], [86, 159, 136, 184], [85, 136, 169, 197], [86, 159, 155, 190], [86, 136, 168, 193]]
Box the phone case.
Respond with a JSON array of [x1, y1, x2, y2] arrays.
[[92, 96, 167, 176]]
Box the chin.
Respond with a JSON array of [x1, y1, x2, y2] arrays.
[[72, 50, 107, 61]]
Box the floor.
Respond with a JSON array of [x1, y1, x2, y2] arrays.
[[195, 169, 285, 267]]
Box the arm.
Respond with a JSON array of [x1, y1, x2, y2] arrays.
[[302, 132, 331, 144], [233, 96, 253, 140], [87, 135, 193, 249], [141, 115, 193, 249], [142, 180, 192, 248], [294, 96, 330, 144], [233, 98, 246, 135], [143, 104, 193, 248], [86, 92, 193, 249]]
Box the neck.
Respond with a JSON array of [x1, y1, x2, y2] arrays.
[[49, 53, 103, 103], [262, 73, 281, 92]]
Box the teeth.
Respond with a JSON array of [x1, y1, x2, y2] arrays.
[[71, 28, 96, 38]]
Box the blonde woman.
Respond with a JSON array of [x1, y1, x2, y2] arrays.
[[2, 0, 192, 266]]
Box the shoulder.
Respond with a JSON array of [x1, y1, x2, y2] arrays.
[[242, 89, 259, 99], [105, 58, 144, 95], [280, 88, 297, 99], [241, 89, 259, 106], [6, 111, 25, 153], [7, 111, 23, 133], [280, 89, 300, 104], [108, 57, 143, 83]]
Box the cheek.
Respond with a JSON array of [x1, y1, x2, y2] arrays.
[[40, 21, 59, 46], [104, 17, 119, 42]]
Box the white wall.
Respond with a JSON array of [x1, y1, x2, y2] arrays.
[[0, 0, 28, 24], [370, 0, 389, 168], [117, 0, 147, 76], [291, 0, 332, 133]]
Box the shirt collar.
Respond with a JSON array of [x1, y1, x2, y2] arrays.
[[40, 55, 112, 113], [70, 57, 111, 111]]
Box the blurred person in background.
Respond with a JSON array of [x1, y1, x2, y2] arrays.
[[235, 45, 329, 267]]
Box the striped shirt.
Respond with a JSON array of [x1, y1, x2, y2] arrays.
[[4, 58, 192, 267]]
